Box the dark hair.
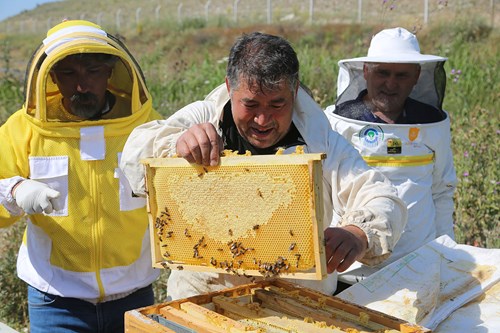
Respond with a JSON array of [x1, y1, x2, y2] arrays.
[[226, 32, 299, 96]]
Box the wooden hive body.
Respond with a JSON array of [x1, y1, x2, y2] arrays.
[[125, 280, 432, 333]]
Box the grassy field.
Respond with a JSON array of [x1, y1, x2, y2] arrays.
[[0, 4, 499, 330]]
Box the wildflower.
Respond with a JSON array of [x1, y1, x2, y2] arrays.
[[450, 68, 462, 83], [463, 171, 469, 177], [463, 151, 469, 158]]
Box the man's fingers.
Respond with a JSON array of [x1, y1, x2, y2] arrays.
[[324, 226, 367, 274], [176, 138, 199, 164], [209, 135, 223, 166], [326, 241, 350, 274], [336, 250, 357, 273], [177, 130, 205, 164], [176, 123, 222, 166], [193, 129, 216, 166]]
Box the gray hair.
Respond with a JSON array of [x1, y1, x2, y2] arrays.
[[226, 32, 299, 96]]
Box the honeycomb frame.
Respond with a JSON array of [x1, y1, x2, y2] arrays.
[[142, 153, 326, 280]]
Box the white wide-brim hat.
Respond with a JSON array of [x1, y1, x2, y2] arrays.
[[339, 27, 447, 64]]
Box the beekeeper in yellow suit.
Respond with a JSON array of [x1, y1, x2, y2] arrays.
[[0, 20, 161, 333]]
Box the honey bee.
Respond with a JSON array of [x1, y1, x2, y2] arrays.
[[161, 207, 171, 218], [253, 224, 260, 230], [228, 229, 233, 236], [295, 253, 301, 268], [177, 265, 184, 270], [256, 189, 263, 198], [289, 230, 294, 236], [289, 242, 296, 251], [184, 228, 191, 238]]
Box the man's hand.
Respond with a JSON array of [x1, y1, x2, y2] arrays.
[[176, 123, 224, 166], [13, 180, 61, 215], [324, 225, 368, 274]]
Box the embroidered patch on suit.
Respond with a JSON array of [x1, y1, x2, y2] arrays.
[[359, 125, 384, 148], [386, 138, 402, 154]]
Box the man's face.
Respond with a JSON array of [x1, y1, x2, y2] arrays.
[[50, 55, 113, 119], [227, 78, 296, 149], [364, 63, 420, 114]]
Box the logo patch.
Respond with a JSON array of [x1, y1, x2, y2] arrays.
[[359, 125, 384, 148], [387, 138, 402, 154], [408, 127, 420, 142]]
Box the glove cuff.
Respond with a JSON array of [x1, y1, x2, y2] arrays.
[[0, 176, 27, 216]]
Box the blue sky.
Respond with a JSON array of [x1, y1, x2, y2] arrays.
[[0, 0, 62, 22]]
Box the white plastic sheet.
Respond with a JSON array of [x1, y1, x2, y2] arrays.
[[337, 235, 500, 331], [435, 282, 500, 332]]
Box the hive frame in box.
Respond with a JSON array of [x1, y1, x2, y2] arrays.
[[125, 280, 432, 333], [142, 153, 326, 280]]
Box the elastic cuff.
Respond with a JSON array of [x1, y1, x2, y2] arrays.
[[0, 176, 26, 216], [338, 209, 375, 251]]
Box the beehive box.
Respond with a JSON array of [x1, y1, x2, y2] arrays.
[[142, 153, 327, 280], [125, 280, 431, 333]]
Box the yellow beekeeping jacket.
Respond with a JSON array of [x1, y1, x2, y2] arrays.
[[0, 20, 161, 302]]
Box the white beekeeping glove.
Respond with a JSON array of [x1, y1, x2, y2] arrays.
[[13, 180, 61, 214]]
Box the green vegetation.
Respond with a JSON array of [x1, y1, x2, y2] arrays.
[[0, 14, 498, 331]]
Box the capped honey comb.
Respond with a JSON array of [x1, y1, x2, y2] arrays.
[[142, 153, 326, 280]]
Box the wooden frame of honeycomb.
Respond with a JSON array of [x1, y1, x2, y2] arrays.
[[142, 153, 327, 280]]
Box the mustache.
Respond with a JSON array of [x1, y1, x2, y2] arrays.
[[69, 92, 98, 104]]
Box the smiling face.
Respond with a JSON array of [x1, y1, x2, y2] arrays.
[[363, 62, 420, 117], [226, 77, 297, 149], [50, 54, 113, 119]]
